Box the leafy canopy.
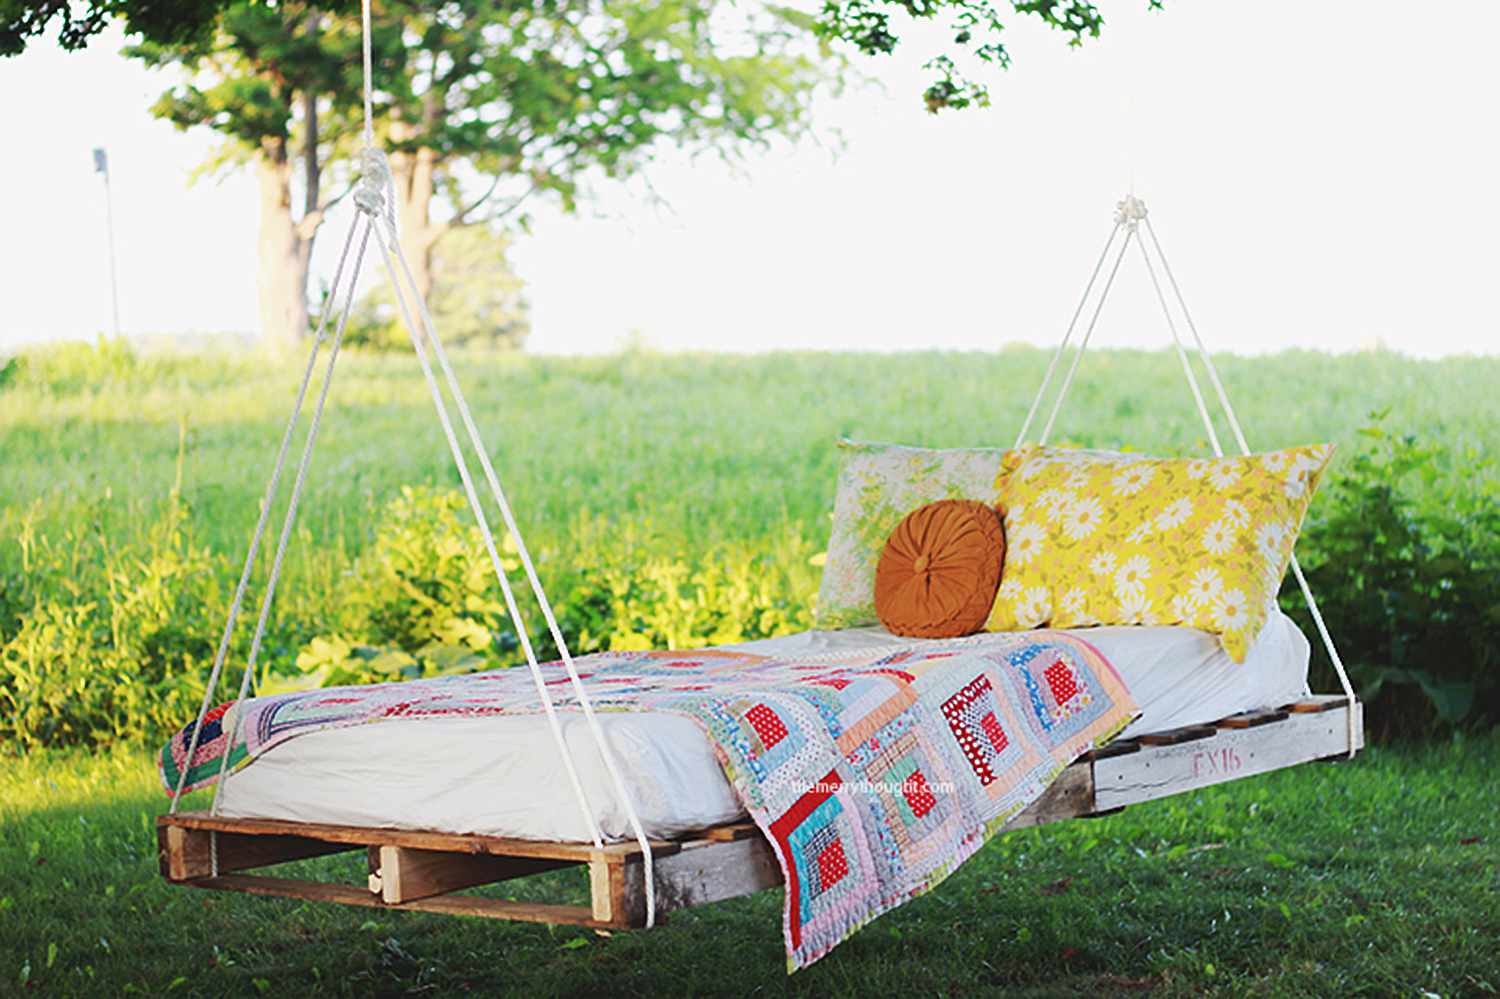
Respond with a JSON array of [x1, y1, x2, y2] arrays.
[[5, 0, 1164, 110], [127, 1, 829, 226]]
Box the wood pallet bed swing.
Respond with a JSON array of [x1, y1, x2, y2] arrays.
[[157, 0, 1364, 949]]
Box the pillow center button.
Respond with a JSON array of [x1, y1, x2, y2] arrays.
[[912, 553, 930, 573]]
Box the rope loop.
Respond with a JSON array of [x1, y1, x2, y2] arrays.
[[355, 145, 398, 232]]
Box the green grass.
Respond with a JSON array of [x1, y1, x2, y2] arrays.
[[3, 344, 1499, 994], [4, 345, 1496, 570], [1, 737, 1496, 997]]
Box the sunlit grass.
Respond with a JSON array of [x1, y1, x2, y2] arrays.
[[1, 737, 1495, 996], [2, 344, 1498, 993]]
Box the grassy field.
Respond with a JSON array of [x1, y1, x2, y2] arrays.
[[2, 343, 1499, 995], [1, 737, 1495, 997], [4, 344, 1496, 566]]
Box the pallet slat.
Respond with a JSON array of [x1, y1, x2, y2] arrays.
[[1137, 725, 1218, 746], [157, 824, 358, 880], [189, 874, 611, 928], [1217, 708, 1290, 729], [604, 837, 783, 926], [1093, 700, 1362, 811], [1083, 738, 1141, 761], [1002, 762, 1093, 831], [1288, 696, 1350, 714], [160, 812, 682, 863]]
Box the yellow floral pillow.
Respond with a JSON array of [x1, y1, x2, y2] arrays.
[[986, 444, 1333, 662]]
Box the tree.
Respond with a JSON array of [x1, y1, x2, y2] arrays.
[[345, 224, 529, 352], [7, 0, 1160, 111], [128, 0, 830, 348], [1, 0, 229, 56], [375, 0, 830, 305], [128, 4, 364, 350], [817, 0, 1162, 112]]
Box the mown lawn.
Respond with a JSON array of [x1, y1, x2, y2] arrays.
[[1, 736, 1496, 997]]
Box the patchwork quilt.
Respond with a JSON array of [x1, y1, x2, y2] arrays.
[[160, 632, 1136, 969]]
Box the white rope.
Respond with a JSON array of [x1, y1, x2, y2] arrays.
[[361, 0, 375, 148], [1142, 217, 1358, 756], [1014, 221, 1121, 448], [379, 223, 659, 923], [353, 0, 655, 919], [169, 221, 360, 813], [367, 221, 608, 853], [1133, 234, 1223, 456], [208, 218, 375, 829], [1038, 228, 1134, 445]]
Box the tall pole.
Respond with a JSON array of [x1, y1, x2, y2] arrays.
[[93, 147, 121, 338]]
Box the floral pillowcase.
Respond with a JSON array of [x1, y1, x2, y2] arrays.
[[815, 440, 1008, 630], [985, 444, 1334, 662]]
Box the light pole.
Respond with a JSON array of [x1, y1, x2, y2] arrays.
[[93, 146, 121, 338]]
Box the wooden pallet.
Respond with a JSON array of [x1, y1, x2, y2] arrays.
[[157, 695, 1362, 928]]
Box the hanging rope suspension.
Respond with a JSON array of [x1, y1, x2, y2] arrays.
[[1014, 193, 1360, 756], [168, 221, 361, 814], [170, 0, 660, 922]]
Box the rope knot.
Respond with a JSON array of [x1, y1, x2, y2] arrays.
[[355, 146, 398, 231], [1115, 194, 1149, 230]]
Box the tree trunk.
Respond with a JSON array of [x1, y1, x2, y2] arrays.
[[254, 113, 323, 351], [388, 123, 447, 304], [255, 145, 313, 352]]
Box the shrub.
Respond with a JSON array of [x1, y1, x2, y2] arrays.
[[0, 498, 222, 748], [279, 492, 821, 690], [4, 426, 1495, 750], [544, 514, 820, 654], [1285, 422, 1500, 739], [262, 486, 517, 692]]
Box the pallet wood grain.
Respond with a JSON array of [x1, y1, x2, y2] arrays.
[[188, 874, 612, 928], [1217, 708, 1290, 729], [1093, 700, 1363, 811], [1002, 762, 1094, 831], [373, 846, 573, 904], [160, 812, 682, 863], [157, 824, 358, 880], [602, 836, 784, 926], [1137, 725, 1219, 746]]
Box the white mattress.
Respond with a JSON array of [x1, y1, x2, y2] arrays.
[[217, 614, 1309, 842]]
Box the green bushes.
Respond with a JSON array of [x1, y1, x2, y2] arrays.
[[1285, 423, 1500, 740], [259, 486, 516, 692], [2, 344, 1497, 750], [3, 438, 1497, 748], [0, 486, 820, 746], [0, 498, 223, 748], [275, 491, 820, 692], [544, 515, 819, 653]]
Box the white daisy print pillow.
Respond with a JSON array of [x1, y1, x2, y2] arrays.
[[986, 443, 1333, 662]]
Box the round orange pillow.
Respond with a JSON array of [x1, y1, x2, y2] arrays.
[[874, 499, 1006, 638]]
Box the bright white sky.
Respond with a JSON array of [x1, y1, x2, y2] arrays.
[[3, 1, 1497, 357]]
